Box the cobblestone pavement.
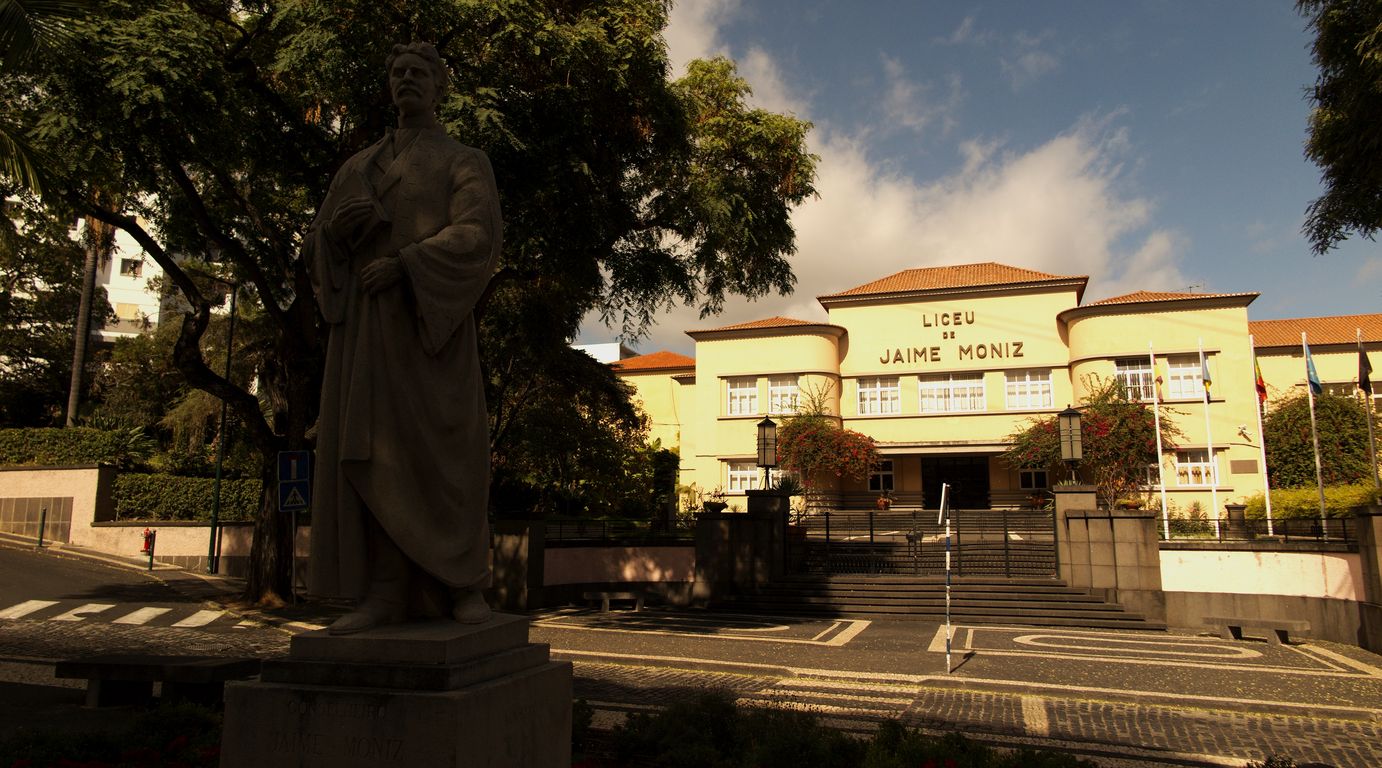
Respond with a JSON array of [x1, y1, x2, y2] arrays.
[[4, 537, 1380, 767]]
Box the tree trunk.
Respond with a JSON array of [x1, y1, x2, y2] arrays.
[[245, 452, 294, 605], [64, 218, 102, 426]]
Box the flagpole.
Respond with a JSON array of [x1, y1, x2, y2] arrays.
[[1250, 335, 1274, 536], [1304, 332, 1327, 520], [1360, 328, 1379, 494], [1200, 338, 1219, 536], [1149, 343, 1169, 539]]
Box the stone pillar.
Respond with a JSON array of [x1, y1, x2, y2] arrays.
[[692, 501, 783, 605], [492, 520, 545, 612], [1356, 506, 1382, 653], [1054, 485, 1165, 622], [221, 617, 572, 768]]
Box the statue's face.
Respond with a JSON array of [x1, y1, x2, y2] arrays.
[[389, 53, 438, 116]]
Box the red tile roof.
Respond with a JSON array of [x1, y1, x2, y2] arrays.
[[696, 316, 819, 333], [610, 350, 695, 372], [1085, 290, 1259, 307], [819, 262, 1086, 301], [1249, 314, 1382, 347]]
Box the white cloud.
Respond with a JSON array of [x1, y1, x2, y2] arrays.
[[879, 56, 962, 137], [581, 3, 1186, 355], [1000, 31, 1060, 91], [664, 0, 739, 75]]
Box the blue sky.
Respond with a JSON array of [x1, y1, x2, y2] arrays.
[[581, 1, 1381, 355]]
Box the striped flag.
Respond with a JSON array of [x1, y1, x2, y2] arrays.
[[1254, 356, 1268, 404]]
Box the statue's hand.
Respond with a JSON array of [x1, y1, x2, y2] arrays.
[[328, 196, 384, 243], [360, 257, 404, 295]]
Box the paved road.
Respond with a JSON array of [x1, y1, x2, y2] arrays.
[[3, 534, 1382, 767]]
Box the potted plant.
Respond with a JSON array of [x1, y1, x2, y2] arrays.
[[701, 486, 729, 513]]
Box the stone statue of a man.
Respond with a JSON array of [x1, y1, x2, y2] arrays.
[[305, 42, 501, 634]]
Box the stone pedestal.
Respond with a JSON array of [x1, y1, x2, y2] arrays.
[[220, 615, 571, 768]]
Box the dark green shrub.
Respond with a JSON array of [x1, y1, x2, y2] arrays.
[[0, 701, 220, 767], [611, 691, 1099, 768], [1242, 484, 1380, 519], [0, 427, 154, 468], [114, 473, 262, 522]]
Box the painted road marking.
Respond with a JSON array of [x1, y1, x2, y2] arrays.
[[170, 609, 223, 628], [51, 603, 116, 621], [1021, 695, 1050, 737], [0, 600, 59, 619], [1012, 633, 1263, 659], [112, 607, 172, 625], [536, 610, 871, 646], [929, 625, 1371, 678]]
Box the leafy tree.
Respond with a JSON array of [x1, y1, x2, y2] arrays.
[[8, 1, 815, 602], [1298, 0, 1382, 253], [0, 190, 109, 425], [1002, 376, 1186, 510], [1263, 390, 1378, 487]]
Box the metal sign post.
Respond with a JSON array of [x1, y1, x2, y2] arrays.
[[277, 451, 312, 606], [938, 482, 952, 674]]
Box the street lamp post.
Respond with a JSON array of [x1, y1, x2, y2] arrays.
[[1058, 405, 1083, 483], [756, 417, 778, 488]]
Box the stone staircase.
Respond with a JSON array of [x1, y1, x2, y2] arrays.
[[715, 575, 1165, 630]]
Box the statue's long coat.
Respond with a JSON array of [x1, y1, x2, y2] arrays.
[[305, 127, 501, 599]]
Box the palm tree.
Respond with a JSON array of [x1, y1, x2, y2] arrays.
[[0, 0, 92, 195]]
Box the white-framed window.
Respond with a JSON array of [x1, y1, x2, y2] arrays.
[[1144, 462, 1164, 488], [1322, 382, 1355, 397], [1115, 358, 1156, 401], [726, 460, 760, 492], [1004, 369, 1053, 410], [857, 376, 901, 415], [918, 373, 986, 413], [1165, 356, 1205, 400], [726, 377, 757, 416], [869, 459, 895, 492], [1018, 469, 1049, 490], [1175, 449, 1217, 486], [768, 376, 799, 415], [119, 258, 143, 278]]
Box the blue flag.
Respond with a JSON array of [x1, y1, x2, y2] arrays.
[[1304, 339, 1323, 396]]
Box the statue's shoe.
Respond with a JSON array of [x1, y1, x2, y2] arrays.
[[327, 598, 406, 635], [451, 589, 492, 624]]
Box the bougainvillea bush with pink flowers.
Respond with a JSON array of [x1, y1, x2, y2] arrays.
[[1001, 376, 1185, 511]]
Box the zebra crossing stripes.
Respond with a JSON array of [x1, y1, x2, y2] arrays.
[[171, 609, 223, 628], [0, 600, 233, 630], [0, 600, 58, 619], [112, 606, 172, 625]]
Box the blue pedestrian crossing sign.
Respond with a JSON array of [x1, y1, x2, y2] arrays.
[[277, 450, 312, 512]]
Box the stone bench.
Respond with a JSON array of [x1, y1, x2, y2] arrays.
[[54, 654, 261, 707], [1204, 616, 1311, 645], [582, 590, 646, 612]]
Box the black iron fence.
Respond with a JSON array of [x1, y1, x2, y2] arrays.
[[790, 507, 1057, 577], [542, 517, 695, 545], [1160, 516, 1357, 545]]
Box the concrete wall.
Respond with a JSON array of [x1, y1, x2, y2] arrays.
[[1160, 547, 1362, 599], [1055, 487, 1166, 622], [0, 466, 115, 542]]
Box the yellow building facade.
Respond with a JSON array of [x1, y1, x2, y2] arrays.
[[613, 262, 1381, 516]]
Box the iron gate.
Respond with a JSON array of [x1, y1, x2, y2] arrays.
[[788, 507, 1057, 577]]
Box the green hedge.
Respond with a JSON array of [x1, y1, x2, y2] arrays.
[[1243, 484, 1381, 519], [0, 427, 154, 468], [114, 473, 262, 522]]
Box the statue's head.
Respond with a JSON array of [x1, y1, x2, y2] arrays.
[[386, 42, 449, 117]]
